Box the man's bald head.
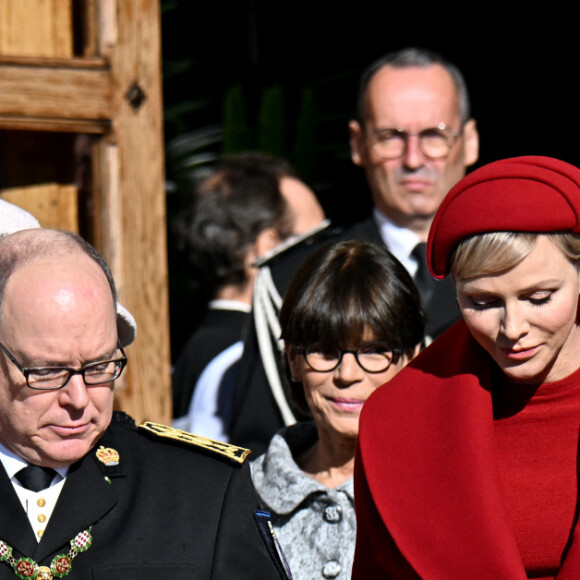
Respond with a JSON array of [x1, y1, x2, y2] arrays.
[[355, 47, 471, 126], [0, 229, 122, 467], [0, 229, 117, 320]]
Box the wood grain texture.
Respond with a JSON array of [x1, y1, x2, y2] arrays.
[[0, 116, 109, 133], [0, 183, 78, 231], [97, 0, 171, 424], [0, 0, 73, 58], [0, 65, 111, 119], [0, 0, 171, 424]]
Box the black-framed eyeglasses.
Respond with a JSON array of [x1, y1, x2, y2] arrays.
[[295, 342, 401, 374], [0, 340, 127, 390], [366, 123, 462, 160]]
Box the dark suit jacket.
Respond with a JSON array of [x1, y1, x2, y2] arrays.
[[0, 412, 287, 579], [172, 308, 250, 418], [229, 226, 343, 454]]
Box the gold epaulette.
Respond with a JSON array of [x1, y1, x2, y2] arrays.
[[138, 421, 251, 464]]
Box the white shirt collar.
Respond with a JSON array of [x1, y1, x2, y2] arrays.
[[208, 299, 251, 313], [0, 442, 69, 541], [0, 441, 68, 482], [373, 208, 422, 277]]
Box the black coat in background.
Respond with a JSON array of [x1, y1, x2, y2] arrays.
[[0, 412, 287, 579], [229, 226, 343, 455], [172, 308, 250, 419]]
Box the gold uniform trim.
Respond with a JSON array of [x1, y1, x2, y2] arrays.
[[138, 421, 251, 464]]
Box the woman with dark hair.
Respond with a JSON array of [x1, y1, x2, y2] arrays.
[[250, 240, 424, 579], [353, 156, 580, 579]]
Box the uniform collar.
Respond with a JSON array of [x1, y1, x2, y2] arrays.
[[0, 442, 68, 482]]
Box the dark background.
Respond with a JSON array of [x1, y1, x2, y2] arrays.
[[161, 3, 578, 359]]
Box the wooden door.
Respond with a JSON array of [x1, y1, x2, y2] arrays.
[[0, 0, 171, 424]]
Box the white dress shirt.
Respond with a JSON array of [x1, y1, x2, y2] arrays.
[[0, 443, 68, 541], [373, 208, 422, 278]]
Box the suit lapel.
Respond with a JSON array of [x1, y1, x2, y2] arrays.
[[0, 463, 38, 558], [33, 431, 123, 563]]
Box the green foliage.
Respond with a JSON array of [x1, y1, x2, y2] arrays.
[[257, 85, 288, 158], [293, 88, 318, 181], [166, 82, 321, 186], [222, 84, 253, 154]]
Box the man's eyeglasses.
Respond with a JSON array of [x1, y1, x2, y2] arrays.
[[0, 341, 127, 390], [366, 123, 462, 160], [295, 342, 401, 374]]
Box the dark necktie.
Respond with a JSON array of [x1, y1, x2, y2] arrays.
[[412, 242, 436, 306], [15, 465, 56, 492]]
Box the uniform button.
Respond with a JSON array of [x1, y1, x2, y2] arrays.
[[37, 530, 44, 537], [37, 514, 46, 523], [37, 498, 46, 507], [322, 560, 341, 578], [324, 504, 342, 523]]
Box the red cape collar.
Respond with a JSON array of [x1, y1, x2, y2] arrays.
[[357, 321, 580, 578]]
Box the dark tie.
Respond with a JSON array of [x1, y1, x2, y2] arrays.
[[15, 465, 56, 492], [412, 242, 436, 306]]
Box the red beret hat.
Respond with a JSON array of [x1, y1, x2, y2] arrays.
[[427, 156, 580, 279]]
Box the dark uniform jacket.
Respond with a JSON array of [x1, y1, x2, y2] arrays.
[[0, 412, 288, 579], [229, 226, 343, 454]]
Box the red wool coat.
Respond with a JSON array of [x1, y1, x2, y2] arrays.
[[353, 321, 580, 579]]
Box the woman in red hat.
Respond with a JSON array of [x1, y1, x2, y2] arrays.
[[352, 156, 580, 579]]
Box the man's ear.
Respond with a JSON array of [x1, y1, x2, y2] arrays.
[[348, 120, 366, 167], [253, 227, 281, 259], [462, 118, 479, 167]]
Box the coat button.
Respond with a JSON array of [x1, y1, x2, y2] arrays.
[[324, 504, 342, 523], [322, 560, 341, 578]]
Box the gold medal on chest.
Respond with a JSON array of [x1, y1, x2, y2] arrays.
[[0, 528, 92, 579], [37, 567, 53, 580]]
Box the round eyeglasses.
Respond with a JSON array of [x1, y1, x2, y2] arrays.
[[296, 342, 401, 374], [366, 123, 462, 160], [0, 341, 127, 390]]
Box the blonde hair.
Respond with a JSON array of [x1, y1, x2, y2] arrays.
[[451, 231, 580, 281]]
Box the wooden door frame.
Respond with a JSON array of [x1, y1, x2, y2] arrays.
[[0, 0, 171, 424]]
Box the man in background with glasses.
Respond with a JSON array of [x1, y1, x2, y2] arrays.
[[348, 47, 479, 340], [229, 48, 479, 454], [0, 226, 289, 579]]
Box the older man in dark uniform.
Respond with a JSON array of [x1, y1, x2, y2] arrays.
[[0, 228, 288, 579]]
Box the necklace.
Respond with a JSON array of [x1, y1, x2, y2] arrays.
[[0, 528, 92, 579]]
